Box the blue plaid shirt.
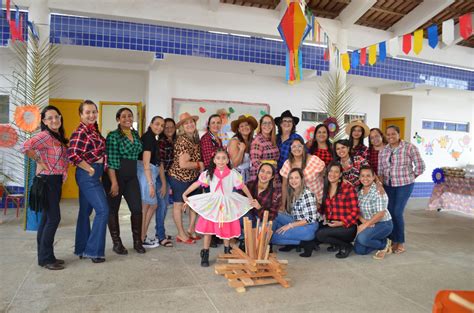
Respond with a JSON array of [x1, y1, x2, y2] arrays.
[[277, 133, 303, 170]]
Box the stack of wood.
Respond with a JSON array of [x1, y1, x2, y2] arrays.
[[215, 211, 290, 293]]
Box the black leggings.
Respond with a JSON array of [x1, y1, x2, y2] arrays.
[[316, 224, 357, 248], [103, 171, 142, 216]]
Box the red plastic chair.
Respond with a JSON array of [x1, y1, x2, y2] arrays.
[[2, 186, 24, 218]]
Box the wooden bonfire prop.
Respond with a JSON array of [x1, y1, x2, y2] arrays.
[[214, 211, 290, 293]]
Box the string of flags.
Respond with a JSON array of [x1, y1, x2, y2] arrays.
[[5, 0, 40, 42]]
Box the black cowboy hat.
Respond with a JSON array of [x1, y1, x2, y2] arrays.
[[274, 110, 300, 126]]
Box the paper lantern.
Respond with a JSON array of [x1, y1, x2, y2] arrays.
[[0, 125, 18, 147], [14, 105, 41, 132]]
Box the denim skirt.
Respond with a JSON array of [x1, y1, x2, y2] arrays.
[[137, 161, 159, 205]]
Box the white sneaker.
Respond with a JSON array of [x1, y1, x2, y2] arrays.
[[143, 237, 160, 248]]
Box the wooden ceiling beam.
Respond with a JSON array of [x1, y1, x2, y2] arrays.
[[357, 18, 394, 29], [370, 5, 405, 17]]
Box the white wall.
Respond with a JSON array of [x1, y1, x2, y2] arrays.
[[380, 94, 413, 140], [410, 92, 474, 182], [147, 62, 381, 141]]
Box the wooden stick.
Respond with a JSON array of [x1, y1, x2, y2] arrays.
[[243, 217, 250, 256], [257, 211, 269, 259]]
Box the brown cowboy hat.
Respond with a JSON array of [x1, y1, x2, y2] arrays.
[[231, 115, 258, 133], [274, 110, 300, 126], [345, 119, 370, 138], [176, 112, 199, 128]]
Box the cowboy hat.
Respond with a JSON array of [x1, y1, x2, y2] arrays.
[[274, 110, 300, 126], [176, 112, 199, 128], [231, 115, 258, 133], [345, 119, 370, 138]]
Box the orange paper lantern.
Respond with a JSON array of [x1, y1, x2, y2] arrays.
[[14, 105, 41, 132], [0, 124, 18, 147]]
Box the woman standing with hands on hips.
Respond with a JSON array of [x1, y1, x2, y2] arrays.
[[67, 100, 109, 263], [104, 108, 145, 255], [378, 125, 425, 254], [22, 106, 69, 270]]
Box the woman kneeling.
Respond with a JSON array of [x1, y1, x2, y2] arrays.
[[354, 166, 393, 259], [271, 168, 318, 257]]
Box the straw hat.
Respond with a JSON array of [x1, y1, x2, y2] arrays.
[[176, 112, 199, 128], [231, 115, 258, 133], [345, 119, 370, 138]]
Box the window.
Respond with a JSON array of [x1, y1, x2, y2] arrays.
[[422, 119, 469, 132], [344, 113, 366, 124], [301, 111, 328, 122], [0, 95, 8, 123]]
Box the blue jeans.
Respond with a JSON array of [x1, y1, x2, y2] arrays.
[[155, 174, 171, 241], [74, 164, 109, 258], [354, 220, 393, 255], [37, 175, 62, 266], [271, 213, 318, 245], [384, 183, 414, 244]]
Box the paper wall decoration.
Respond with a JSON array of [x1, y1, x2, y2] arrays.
[[442, 19, 455, 45], [427, 24, 438, 48], [459, 13, 473, 40], [450, 150, 462, 161], [402, 34, 412, 54], [432, 168, 445, 184], [323, 117, 339, 138], [14, 105, 41, 132], [304, 126, 315, 141], [277, 1, 310, 84], [0, 125, 18, 148], [368, 44, 377, 65], [413, 29, 423, 55]]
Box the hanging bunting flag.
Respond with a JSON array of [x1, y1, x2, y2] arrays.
[[427, 24, 438, 49], [402, 34, 412, 54], [379, 42, 386, 62], [6, 0, 11, 21], [341, 53, 350, 72], [15, 5, 20, 30], [277, 1, 311, 84], [27, 21, 40, 40], [388, 37, 399, 56], [413, 29, 423, 55], [442, 19, 454, 45], [351, 50, 359, 69], [459, 13, 473, 40], [19, 15, 24, 42], [368, 44, 377, 65], [360, 47, 366, 66]]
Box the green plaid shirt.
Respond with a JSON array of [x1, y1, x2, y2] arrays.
[[106, 129, 143, 170], [357, 184, 391, 222]]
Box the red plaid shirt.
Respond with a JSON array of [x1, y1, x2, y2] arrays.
[[249, 133, 280, 182], [312, 147, 333, 167], [200, 131, 222, 168], [378, 141, 425, 187], [322, 182, 360, 227], [246, 180, 281, 221], [367, 147, 381, 175], [22, 130, 69, 176], [351, 144, 368, 159], [342, 156, 368, 187], [67, 122, 106, 166]]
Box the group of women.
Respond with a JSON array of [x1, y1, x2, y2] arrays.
[[22, 104, 425, 270]]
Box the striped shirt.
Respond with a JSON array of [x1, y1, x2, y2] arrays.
[[378, 141, 425, 187], [358, 183, 391, 222]]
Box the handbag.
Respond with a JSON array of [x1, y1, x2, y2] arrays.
[[29, 148, 63, 214]]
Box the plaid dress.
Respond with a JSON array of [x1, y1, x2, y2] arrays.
[[249, 133, 280, 188]]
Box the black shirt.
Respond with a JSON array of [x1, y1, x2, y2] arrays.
[[138, 130, 160, 166]]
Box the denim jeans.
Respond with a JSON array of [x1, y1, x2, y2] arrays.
[[37, 175, 62, 266], [155, 174, 171, 241], [354, 220, 393, 255], [74, 164, 109, 258], [384, 183, 414, 243], [271, 213, 318, 245]]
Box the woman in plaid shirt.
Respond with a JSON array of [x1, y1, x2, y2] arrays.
[[316, 162, 360, 259], [367, 128, 387, 175], [335, 139, 368, 188], [378, 125, 425, 254], [22, 106, 69, 270], [200, 114, 223, 168], [271, 168, 319, 258], [307, 124, 334, 167], [354, 166, 393, 260], [346, 120, 369, 159]]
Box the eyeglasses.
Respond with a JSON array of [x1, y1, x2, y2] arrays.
[[43, 115, 61, 122], [291, 145, 304, 150], [282, 119, 293, 124], [261, 121, 273, 126]]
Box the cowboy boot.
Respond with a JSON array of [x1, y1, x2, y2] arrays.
[[131, 214, 146, 254], [224, 246, 232, 254], [200, 249, 210, 267], [108, 213, 128, 255], [299, 240, 316, 258]]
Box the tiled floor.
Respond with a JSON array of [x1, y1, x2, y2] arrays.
[[0, 199, 473, 312]]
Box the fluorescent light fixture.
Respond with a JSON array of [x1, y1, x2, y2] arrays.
[[263, 37, 283, 42], [230, 33, 251, 38], [52, 12, 89, 18], [208, 30, 228, 35], [303, 41, 327, 48]]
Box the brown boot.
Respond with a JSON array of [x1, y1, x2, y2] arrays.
[[131, 214, 145, 254], [108, 213, 128, 255]]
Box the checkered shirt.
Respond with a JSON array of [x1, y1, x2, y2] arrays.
[[200, 131, 222, 168], [246, 179, 281, 221], [367, 147, 380, 175], [378, 141, 425, 187], [105, 129, 143, 170], [322, 182, 360, 227], [358, 183, 391, 222], [312, 147, 333, 167], [351, 144, 368, 159], [67, 122, 106, 166], [249, 133, 280, 182], [342, 156, 368, 187], [290, 188, 318, 224], [22, 130, 69, 176], [277, 133, 303, 170], [280, 155, 325, 202]]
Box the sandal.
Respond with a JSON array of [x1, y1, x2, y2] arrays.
[[373, 250, 387, 260], [187, 232, 202, 241], [176, 237, 195, 244], [159, 239, 173, 247], [394, 246, 406, 254]]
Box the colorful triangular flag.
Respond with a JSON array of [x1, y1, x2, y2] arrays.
[[442, 19, 454, 45], [427, 24, 438, 48], [351, 50, 359, 69], [413, 29, 423, 55], [369, 44, 377, 65], [341, 53, 350, 72], [360, 47, 366, 66], [402, 34, 412, 54], [388, 37, 399, 56], [459, 13, 473, 40], [379, 42, 386, 62]]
